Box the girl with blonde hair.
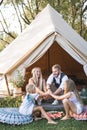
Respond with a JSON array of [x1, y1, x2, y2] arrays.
[[19, 84, 57, 124], [49, 79, 84, 120]]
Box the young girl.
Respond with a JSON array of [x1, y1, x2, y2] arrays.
[[49, 79, 84, 120], [19, 84, 57, 124]]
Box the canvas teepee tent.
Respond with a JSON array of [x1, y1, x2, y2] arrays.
[[0, 4, 87, 95]]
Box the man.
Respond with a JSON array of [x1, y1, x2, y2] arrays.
[[47, 64, 68, 105]]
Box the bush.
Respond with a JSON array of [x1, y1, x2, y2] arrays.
[[0, 96, 22, 107], [83, 99, 87, 105]]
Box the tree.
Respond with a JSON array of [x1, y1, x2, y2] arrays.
[[0, 0, 3, 5], [0, 0, 87, 51]]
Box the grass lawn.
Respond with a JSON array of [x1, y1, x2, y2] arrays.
[[0, 118, 87, 130], [0, 97, 87, 130]]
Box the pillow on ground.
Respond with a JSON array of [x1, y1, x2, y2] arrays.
[[72, 105, 87, 120], [47, 111, 64, 119], [0, 108, 33, 125]]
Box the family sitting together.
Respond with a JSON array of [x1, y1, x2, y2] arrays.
[[19, 64, 84, 124]]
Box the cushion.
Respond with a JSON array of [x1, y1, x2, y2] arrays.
[[47, 111, 64, 119], [0, 108, 33, 125], [72, 105, 87, 120]]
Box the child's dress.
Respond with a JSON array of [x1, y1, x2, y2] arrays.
[[19, 93, 39, 116], [69, 92, 84, 114]]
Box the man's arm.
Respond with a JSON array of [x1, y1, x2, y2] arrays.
[[53, 87, 62, 95], [46, 84, 51, 90], [46, 74, 53, 90]]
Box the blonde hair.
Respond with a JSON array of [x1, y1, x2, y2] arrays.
[[64, 79, 83, 104], [31, 67, 43, 90], [26, 84, 35, 93], [52, 64, 61, 70]]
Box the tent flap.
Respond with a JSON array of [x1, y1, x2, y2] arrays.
[[83, 64, 87, 76]]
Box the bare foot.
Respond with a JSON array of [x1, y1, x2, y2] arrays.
[[34, 117, 42, 121], [61, 116, 71, 120], [48, 120, 58, 124], [69, 111, 73, 117]]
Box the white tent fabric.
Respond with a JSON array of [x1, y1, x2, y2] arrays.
[[11, 34, 56, 78], [0, 4, 87, 77], [55, 34, 87, 66]]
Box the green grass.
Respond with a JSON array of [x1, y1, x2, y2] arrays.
[[0, 97, 87, 130], [0, 118, 87, 130]]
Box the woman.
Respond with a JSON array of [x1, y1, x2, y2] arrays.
[[29, 67, 47, 94], [49, 79, 84, 120]]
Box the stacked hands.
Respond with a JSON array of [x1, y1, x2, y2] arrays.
[[41, 89, 57, 100]]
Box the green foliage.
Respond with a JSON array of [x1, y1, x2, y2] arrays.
[[0, 0, 87, 51], [0, 40, 6, 51], [3, 0, 24, 5], [83, 98, 87, 105], [10, 70, 25, 88], [0, 96, 22, 107]]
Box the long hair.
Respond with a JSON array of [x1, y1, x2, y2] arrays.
[[31, 67, 43, 90], [64, 79, 83, 104]]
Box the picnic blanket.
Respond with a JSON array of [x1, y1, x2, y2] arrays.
[[47, 111, 64, 119], [72, 105, 87, 120], [0, 108, 33, 125], [0, 106, 87, 125]]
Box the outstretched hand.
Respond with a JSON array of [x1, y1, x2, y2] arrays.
[[47, 89, 52, 95], [41, 90, 52, 100]]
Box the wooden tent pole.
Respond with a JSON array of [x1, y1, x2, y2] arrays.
[[4, 75, 10, 96]]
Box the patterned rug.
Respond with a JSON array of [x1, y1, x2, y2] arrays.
[[0, 108, 33, 125]]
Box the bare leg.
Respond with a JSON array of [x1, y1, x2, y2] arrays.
[[61, 99, 77, 120], [33, 106, 57, 124]]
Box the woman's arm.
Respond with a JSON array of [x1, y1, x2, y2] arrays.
[[29, 78, 46, 95], [42, 79, 47, 92], [49, 92, 71, 100], [28, 78, 34, 84], [35, 87, 46, 95]]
